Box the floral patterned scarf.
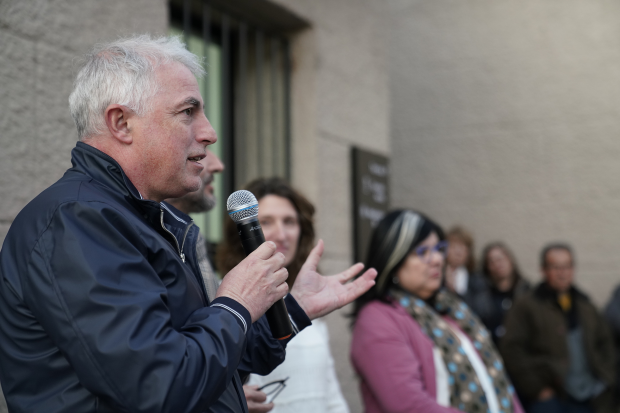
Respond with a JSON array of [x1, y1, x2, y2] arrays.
[[390, 288, 515, 413]]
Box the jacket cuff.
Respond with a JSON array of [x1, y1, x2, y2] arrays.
[[285, 294, 312, 335], [210, 297, 251, 334]]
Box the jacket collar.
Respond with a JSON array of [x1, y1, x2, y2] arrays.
[[70, 141, 194, 226], [534, 281, 588, 303]]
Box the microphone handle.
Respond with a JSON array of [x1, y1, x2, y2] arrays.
[[237, 219, 294, 340]]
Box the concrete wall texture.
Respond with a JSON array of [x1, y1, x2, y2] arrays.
[[388, 0, 620, 307], [0, 0, 168, 241], [271, 1, 390, 411]]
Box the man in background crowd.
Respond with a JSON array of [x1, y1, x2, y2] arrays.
[[166, 151, 274, 413], [501, 243, 616, 413], [166, 149, 224, 302]]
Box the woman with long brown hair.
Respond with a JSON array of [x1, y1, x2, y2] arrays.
[[217, 177, 348, 413], [471, 242, 530, 344]]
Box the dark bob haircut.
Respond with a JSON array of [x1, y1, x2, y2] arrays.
[[351, 209, 444, 321]]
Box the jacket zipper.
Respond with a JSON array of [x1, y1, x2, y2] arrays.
[[160, 209, 193, 263], [160, 209, 207, 305]]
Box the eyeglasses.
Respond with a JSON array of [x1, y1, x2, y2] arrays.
[[414, 241, 448, 261], [258, 377, 289, 403]]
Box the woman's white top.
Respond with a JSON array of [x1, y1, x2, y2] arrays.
[[453, 267, 469, 296], [434, 323, 500, 413], [247, 318, 349, 413]]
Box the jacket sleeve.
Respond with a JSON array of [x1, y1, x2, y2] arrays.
[[237, 294, 312, 379], [25, 201, 251, 413], [500, 297, 556, 402], [350, 304, 459, 413], [604, 286, 620, 340], [589, 300, 616, 387]]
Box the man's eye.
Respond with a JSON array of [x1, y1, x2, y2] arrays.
[[184, 108, 193, 116]]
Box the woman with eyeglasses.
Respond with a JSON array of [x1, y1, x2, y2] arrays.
[[350, 210, 524, 413], [217, 177, 349, 413]]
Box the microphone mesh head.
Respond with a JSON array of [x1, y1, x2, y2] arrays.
[[227, 190, 259, 223]]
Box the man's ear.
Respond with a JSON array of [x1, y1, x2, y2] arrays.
[[104, 104, 134, 144]]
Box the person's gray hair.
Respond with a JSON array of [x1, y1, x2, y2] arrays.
[[69, 34, 205, 140]]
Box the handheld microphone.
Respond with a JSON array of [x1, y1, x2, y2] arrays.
[[226, 190, 294, 340]]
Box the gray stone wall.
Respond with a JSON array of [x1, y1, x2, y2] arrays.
[[0, 0, 168, 241], [388, 0, 620, 306]]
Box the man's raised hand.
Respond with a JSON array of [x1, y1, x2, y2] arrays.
[[290, 240, 377, 320]]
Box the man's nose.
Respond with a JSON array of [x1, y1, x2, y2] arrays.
[[196, 113, 218, 146]]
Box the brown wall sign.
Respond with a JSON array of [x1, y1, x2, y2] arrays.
[[351, 147, 390, 263]]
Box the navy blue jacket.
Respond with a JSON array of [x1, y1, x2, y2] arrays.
[[0, 142, 310, 413]]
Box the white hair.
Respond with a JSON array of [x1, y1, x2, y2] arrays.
[[69, 34, 205, 139]]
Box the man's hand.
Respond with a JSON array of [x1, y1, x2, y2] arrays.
[[216, 242, 289, 322], [243, 385, 274, 413], [290, 240, 377, 320]]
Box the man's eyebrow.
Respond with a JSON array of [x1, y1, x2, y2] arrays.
[[179, 97, 202, 109]]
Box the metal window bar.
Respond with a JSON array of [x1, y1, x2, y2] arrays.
[[256, 29, 264, 177], [221, 13, 234, 197], [174, 0, 291, 195], [202, 1, 210, 115], [283, 38, 291, 181]]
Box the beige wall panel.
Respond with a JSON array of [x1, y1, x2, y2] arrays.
[[389, 0, 620, 306], [316, 136, 353, 260], [289, 29, 319, 204], [270, 0, 391, 409], [0, 0, 168, 54]]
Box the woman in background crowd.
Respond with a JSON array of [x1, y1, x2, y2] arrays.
[[444, 226, 486, 305], [471, 242, 530, 344], [350, 210, 523, 413], [217, 177, 349, 413]]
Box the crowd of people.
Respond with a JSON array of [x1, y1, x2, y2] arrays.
[[195, 166, 620, 413], [350, 217, 620, 413]]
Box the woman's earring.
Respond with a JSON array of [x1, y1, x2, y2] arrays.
[[392, 276, 399, 285]]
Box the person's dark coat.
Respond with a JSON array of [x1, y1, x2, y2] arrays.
[[0, 142, 310, 413], [464, 275, 530, 344], [604, 285, 620, 402], [500, 282, 616, 413]]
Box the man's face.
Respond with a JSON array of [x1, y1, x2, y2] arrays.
[[542, 249, 574, 293], [172, 149, 224, 213], [130, 62, 217, 202]]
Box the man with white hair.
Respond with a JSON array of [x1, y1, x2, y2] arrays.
[[0, 35, 376, 413]]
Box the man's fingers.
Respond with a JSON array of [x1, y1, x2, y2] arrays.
[[273, 267, 289, 285], [300, 239, 324, 273], [343, 268, 377, 301], [250, 241, 278, 260], [248, 402, 274, 413], [337, 263, 366, 283], [244, 386, 267, 403]]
